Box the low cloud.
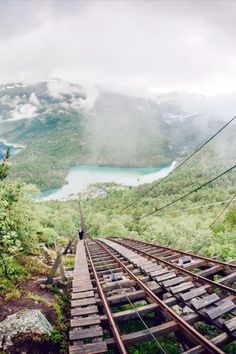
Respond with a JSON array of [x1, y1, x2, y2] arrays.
[[0, 1, 236, 96]]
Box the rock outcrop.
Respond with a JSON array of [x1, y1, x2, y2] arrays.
[[0, 309, 52, 350]]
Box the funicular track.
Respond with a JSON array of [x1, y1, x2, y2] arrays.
[[69, 237, 236, 354]]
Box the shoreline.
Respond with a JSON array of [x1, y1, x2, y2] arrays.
[[42, 160, 178, 201]]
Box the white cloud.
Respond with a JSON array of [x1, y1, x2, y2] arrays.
[[11, 103, 37, 121], [0, 1, 236, 96], [0, 93, 40, 121], [29, 92, 40, 106], [47, 80, 81, 98]]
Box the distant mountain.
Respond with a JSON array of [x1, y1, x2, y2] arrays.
[[0, 79, 234, 190]]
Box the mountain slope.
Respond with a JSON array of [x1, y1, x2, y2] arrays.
[[0, 80, 234, 190]]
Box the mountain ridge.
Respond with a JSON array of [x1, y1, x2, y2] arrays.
[[0, 79, 235, 190]]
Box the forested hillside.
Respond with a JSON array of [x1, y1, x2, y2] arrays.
[[82, 139, 236, 261], [1, 115, 235, 353], [1, 80, 234, 191]]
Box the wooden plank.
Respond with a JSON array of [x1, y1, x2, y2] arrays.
[[146, 280, 162, 293], [205, 300, 236, 320], [184, 333, 229, 354], [71, 297, 96, 307], [183, 260, 206, 270], [149, 268, 168, 277], [170, 281, 195, 294], [191, 293, 220, 310], [69, 342, 107, 354], [141, 264, 160, 273], [150, 268, 169, 277], [224, 316, 236, 332], [105, 290, 145, 305], [162, 276, 185, 288], [102, 279, 135, 291], [197, 265, 222, 277], [153, 250, 171, 257], [73, 285, 94, 293], [70, 315, 101, 327], [180, 287, 207, 302], [69, 327, 103, 340], [155, 272, 176, 282], [216, 272, 236, 285], [118, 321, 178, 346], [72, 290, 94, 300], [163, 254, 180, 261], [97, 267, 123, 275], [112, 303, 159, 321]]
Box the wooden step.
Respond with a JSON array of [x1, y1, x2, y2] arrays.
[[141, 264, 161, 273], [205, 300, 236, 320], [155, 272, 176, 282], [224, 316, 236, 332], [71, 297, 96, 307], [162, 276, 185, 288], [180, 287, 207, 302], [151, 268, 169, 277], [71, 305, 98, 316], [170, 281, 195, 295], [69, 342, 107, 354], [72, 290, 95, 300], [73, 285, 94, 293], [191, 293, 220, 310], [216, 272, 236, 285], [69, 326, 103, 340], [70, 315, 101, 327]]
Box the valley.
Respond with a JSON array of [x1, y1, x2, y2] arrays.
[[1, 80, 233, 191], [0, 80, 235, 354]]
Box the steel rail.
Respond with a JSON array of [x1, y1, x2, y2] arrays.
[[88, 241, 167, 353], [118, 238, 236, 270], [85, 240, 128, 354], [96, 240, 225, 354], [112, 238, 236, 296]]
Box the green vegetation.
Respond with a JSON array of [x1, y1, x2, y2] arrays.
[[0, 154, 78, 352], [128, 335, 180, 354], [2, 82, 224, 191], [82, 149, 236, 260], [0, 147, 10, 180], [0, 118, 235, 353], [0, 150, 80, 290], [6, 111, 85, 190], [0, 181, 79, 284]]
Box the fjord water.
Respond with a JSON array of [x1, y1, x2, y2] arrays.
[[42, 161, 176, 201]]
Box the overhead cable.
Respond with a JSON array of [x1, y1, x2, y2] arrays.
[[210, 191, 236, 227], [128, 163, 236, 224], [124, 115, 236, 210]]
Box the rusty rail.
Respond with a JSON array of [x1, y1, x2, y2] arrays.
[[97, 239, 225, 354], [110, 238, 236, 296], [85, 240, 128, 354]]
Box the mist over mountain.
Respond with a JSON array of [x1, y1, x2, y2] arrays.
[[0, 79, 235, 190]]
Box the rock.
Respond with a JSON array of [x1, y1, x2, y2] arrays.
[[172, 305, 193, 316], [0, 309, 53, 350], [178, 256, 192, 266], [39, 284, 46, 290]]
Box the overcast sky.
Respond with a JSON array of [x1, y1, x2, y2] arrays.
[[1, 0, 236, 95]]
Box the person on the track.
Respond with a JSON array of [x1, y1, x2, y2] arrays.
[[79, 229, 84, 240]]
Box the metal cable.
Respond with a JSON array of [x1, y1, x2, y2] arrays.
[[210, 191, 236, 227], [124, 115, 236, 210], [88, 240, 167, 354], [128, 163, 236, 224]]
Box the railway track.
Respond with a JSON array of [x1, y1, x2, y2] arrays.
[[69, 237, 236, 353]]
